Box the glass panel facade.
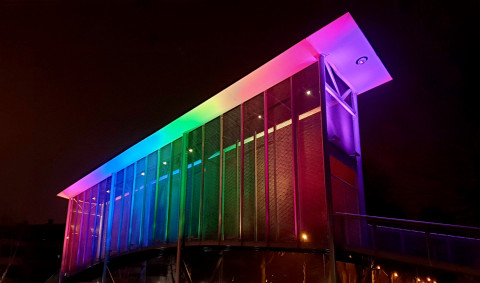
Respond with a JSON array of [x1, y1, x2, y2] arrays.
[[61, 61, 363, 275]]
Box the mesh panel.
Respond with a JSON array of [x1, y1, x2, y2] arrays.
[[267, 78, 296, 242], [256, 137, 266, 241], [223, 107, 241, 240], [168, 138, 183, 243], [86, 184, 98, 265], [110, 169, 124, 255], [155, 144, 172, 243], [130, 158, 146, 250], [202, 118, 220, 240], [270, 125, 296, 242], [95, 178, 110, 261], [186, 127, 202, 240], [144, 151, 158, 247], [292, 62, 328, 247], [243, 141, 255, 241], [79, 190, 90, 267], [93, 182, 105, 262], [243, 94, 265, 241], [74, 192, 85, 270], [223, 149, 239, 239], [120, 164, 134, 252], [297, 113, 328, 247], [68, 195, 80, 272]]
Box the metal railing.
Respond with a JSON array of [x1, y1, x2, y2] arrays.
[[334, 212, 480, 273]]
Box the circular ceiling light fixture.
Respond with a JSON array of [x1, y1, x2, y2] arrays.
[[356, 56, 368, 65]]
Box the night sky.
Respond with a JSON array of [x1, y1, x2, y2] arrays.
[[0, 0, 478, 227]]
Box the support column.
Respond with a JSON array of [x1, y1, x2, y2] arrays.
[[102, 174, 116, 283], [263, 91, 270, 242], [175, 132, 189, 283], [351, 91, 366, 215], [319, 54, 337, 283], [60, 199, 73, 282], [240, 103, 245, 241], [290, 77, 301, 243], [218, 116, 224, 241]]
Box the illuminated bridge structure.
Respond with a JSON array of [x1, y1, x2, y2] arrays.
[[58, 13, 480, 283]]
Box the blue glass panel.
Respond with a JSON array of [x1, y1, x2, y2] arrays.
[[110, 169, 124, 256], [85, 184, 98, 266], [130, 158, 146, 250], [78, 189, 91, 267], [93, 179, 109, 262], [120, 164, 134, 252], [143, 151, 158, 247]]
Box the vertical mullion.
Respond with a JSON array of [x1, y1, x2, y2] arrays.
[[290, 77, 301, 242], [218, 115, 224, 241], [263, 91, 270, 242], [81, 190, 91, 265], [221, 144, 226, 240], [198, 125, 205, 239], [189, 149, 195, 238], [152, 149, 161, 243], [117, 170, 126, 253], [254, 131, 258, 242], [140, 157, 149, 247], [175, 132, 189, 283], [319, 55, 337, 283], [351, 91, 366, 215], [69, 198, 79, 272], [236, 139, 240, 238], [127, 162, 137, 251], [60, 198, 73, 276], [75, 193, 85, 267], [273, 126, 279, 240], [239, 104, 244, 240], [102, 174, 116, 283], [165, 143, 174, 242], [91, 185, 101, 265]]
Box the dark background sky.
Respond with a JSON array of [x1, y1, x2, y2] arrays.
[[0, 0, 478, 227]]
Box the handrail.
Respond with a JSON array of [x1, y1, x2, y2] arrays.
[[334, 212, 480, 236]]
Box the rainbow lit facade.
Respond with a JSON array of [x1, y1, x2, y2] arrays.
[[59, 13, 391, 279]]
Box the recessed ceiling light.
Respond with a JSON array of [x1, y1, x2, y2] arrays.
[[356, 56, 368, 65]]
